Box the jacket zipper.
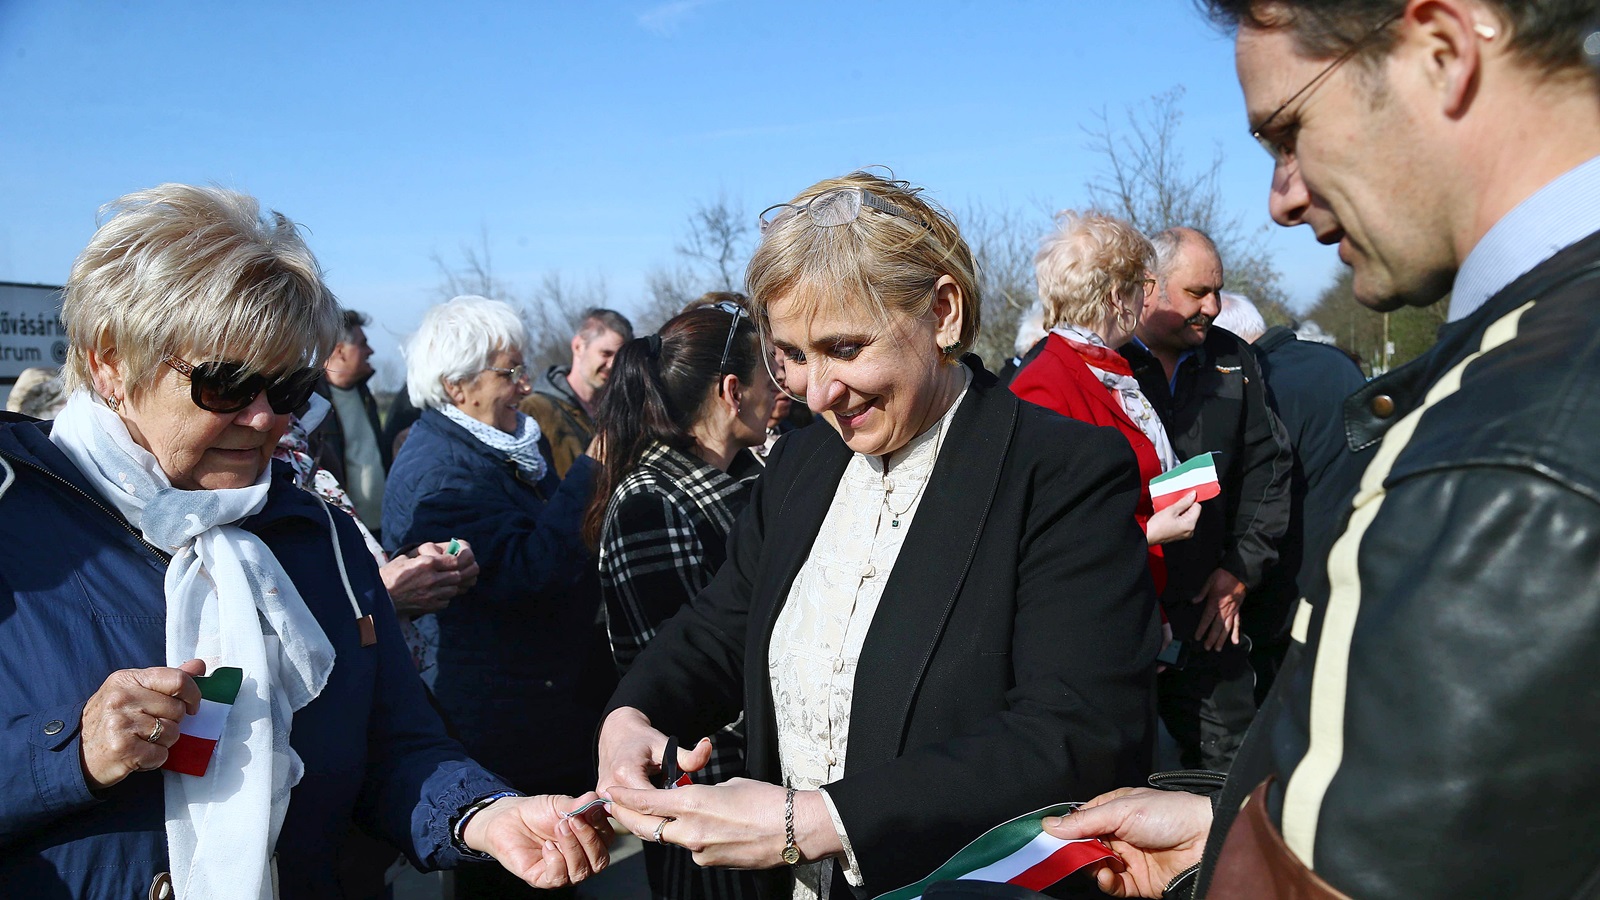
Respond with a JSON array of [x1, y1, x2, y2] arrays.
[[0, 449, 172, 564]]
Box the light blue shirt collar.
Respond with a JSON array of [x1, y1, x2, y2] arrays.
[[1450, 154, 1600, 322]]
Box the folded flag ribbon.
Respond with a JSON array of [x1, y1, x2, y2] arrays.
[[1148, 451, 1220, 512], [871, 803, 1117, 900], [162, 666, 242, 777]]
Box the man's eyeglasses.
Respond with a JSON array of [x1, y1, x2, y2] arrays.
[[1251, 12, 1402, 164], [758, 188, 930, 235], [485, 364, 530, 384], [161, 353, 323, 415], [712, 300, 750, 394]]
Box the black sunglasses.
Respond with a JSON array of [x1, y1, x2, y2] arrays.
[[162, 353, 323, 414], [713, 300, 750, 392]]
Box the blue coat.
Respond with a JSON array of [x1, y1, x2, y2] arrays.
[[382, 408, 602, 794], [0, 414, 510, 899]]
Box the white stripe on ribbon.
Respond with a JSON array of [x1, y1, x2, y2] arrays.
[[958, 831, 1086, 884], [1149, 465, 1218, 496], [183, 697, 231, 742], [1281, 301, 1534, 866]]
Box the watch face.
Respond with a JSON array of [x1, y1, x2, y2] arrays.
[[783, 846, 802, 865]]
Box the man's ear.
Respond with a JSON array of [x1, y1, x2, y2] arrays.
[[1406, 0, 1490, 118], [571, 333, 586, 358]]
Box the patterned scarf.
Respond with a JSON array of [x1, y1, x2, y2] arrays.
[[441, 404, 549, 483], [1052, 325, 1179, 472]]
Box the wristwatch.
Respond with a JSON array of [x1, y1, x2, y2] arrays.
[[782, 787, 801, 865]]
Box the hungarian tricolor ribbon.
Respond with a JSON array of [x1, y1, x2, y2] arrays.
[[1149, 451, 1221, 512], [872, 803, 1117, 899], [162, 666, 242, 777]]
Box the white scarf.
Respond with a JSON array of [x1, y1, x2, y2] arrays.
[[50, 390, 335, 900], [1052, 325, 1181, 473], [442, 404, 549, 483]]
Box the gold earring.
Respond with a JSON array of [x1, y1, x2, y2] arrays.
[[106, 395, 121, 412], [941, 340, 962, 356]]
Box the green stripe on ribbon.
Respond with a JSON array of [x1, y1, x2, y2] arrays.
[[197, 666, 243, 705], [1149, 451, 1216, 487], [872, 803, 1080, 900]]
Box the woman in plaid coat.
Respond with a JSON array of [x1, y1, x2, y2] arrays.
[[584, 301, 780, 899]]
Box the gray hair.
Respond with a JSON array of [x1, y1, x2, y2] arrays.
[[1216, 292, 1267, 342], [405, 295, 529, 410], [1150, 226, 1220, 285], [62, 184, 340, 398]]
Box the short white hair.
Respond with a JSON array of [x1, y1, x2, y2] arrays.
[[1216, 292, 1267, 342], [405, 295, 529, 410]]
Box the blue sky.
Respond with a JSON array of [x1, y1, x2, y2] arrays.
[[0, 0, 1345, 388]]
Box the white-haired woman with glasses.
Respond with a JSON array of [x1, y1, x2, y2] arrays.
[[583, 300, 776, 900], [597, 172, 1159, 899], [0, 186, 608, 900], [1011, 210, 1202, 598], [383, 294, 612, 900]]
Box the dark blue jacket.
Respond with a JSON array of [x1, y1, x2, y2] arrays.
[[0, 414, 510, 899], [382, 409, 601, 794]]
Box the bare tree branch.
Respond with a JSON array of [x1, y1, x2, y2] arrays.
[[1084, 87, 1292, 324], [675, 194, 753, 292]]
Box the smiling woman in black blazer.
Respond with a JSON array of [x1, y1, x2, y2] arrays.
[[600, 172, 1159, 899]]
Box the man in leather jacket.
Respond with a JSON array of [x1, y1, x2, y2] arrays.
[[1045, 1, 1600, 897]]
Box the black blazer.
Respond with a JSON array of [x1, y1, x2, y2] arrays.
[[607, 361, 1159, 897]]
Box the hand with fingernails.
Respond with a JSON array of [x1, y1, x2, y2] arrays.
[[597, 708, 841, 869], [1040, 787, 1211, 898], [461, 793, 615, 888], [79, 659, 206, 791], [602, 777, 840, 869], [595, 707, 714, 793], [382, 539, 480, 617]]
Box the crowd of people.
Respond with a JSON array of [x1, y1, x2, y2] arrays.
[[4, 2, 1599, 899]]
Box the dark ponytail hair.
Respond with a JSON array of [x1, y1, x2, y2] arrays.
[[582, 303, 764, 546]]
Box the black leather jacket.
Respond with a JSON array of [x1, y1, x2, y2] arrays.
[[1121, 328, 1293, 618], [1200, 229, 1600, 898]]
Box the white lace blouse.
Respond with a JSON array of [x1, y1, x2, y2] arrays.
[[767, 372, 970, 899]]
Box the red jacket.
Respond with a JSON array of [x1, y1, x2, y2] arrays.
[[1011, 333, 1166, 593]]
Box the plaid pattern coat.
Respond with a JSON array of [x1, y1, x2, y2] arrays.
[[598, 441, 760, 899]]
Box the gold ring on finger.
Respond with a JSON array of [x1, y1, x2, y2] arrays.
[[145, 720, 164, 744], [652, 816, 676, 844]]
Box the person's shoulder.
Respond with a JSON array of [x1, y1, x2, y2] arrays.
[[388, 412, 487, 483], [520, 392, 560, 417], [1205, 324, 1256, 359]]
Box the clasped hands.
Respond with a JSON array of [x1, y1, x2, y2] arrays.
[[595, 707, 842, 869]]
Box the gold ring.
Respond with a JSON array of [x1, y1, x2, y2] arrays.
[[652, 816, 676, 844], [146, 720, 164, 744]]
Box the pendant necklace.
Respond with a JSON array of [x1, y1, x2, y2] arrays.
[[882, 425, 943, 529]]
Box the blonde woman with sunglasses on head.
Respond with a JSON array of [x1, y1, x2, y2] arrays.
[[598, 171, 1159, 899]]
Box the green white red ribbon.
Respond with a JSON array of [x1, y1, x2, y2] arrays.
[[162, 666, 242, 777], [872, 803, 1116, 900]]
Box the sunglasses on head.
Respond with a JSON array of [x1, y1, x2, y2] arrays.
[[161, 353, 323, 414]]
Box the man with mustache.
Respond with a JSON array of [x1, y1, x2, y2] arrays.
[[1120, 227, 1292, 772]]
